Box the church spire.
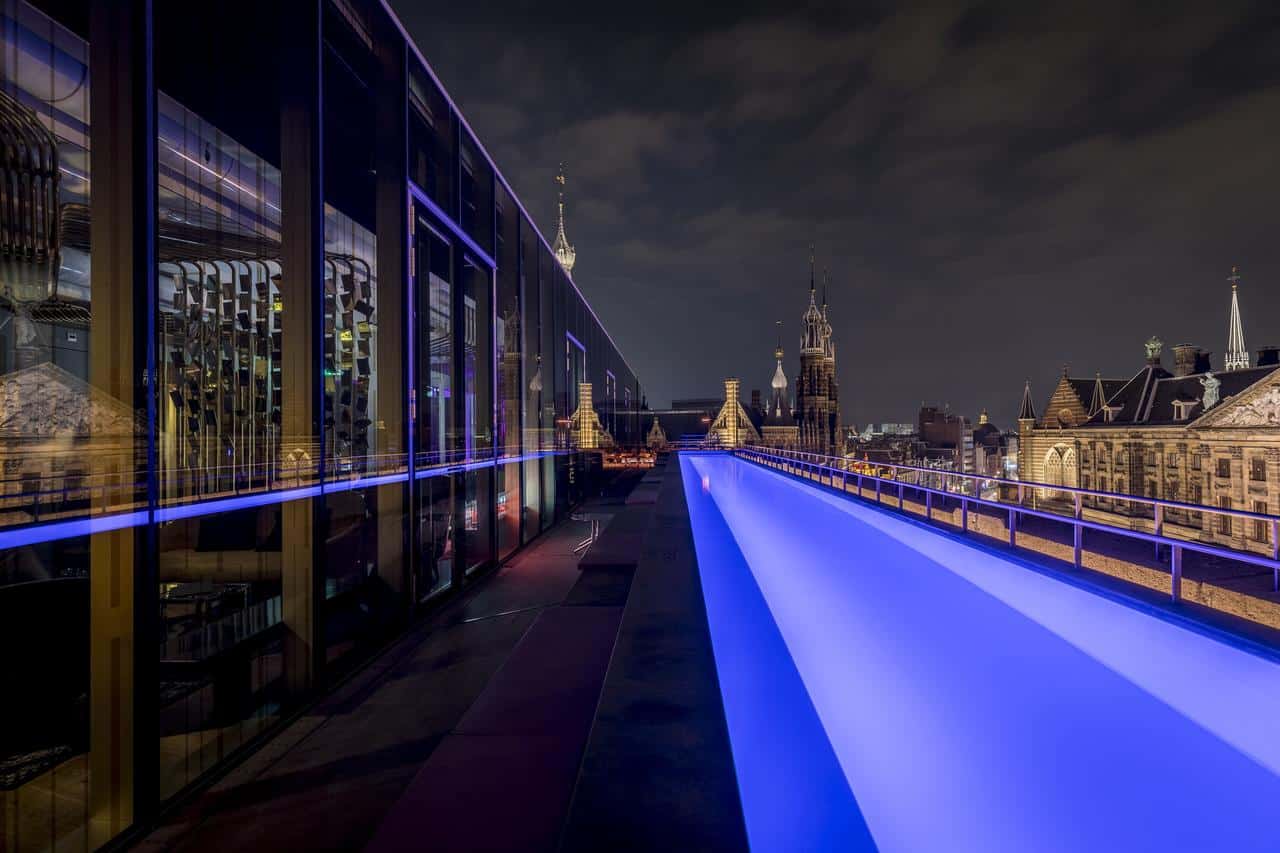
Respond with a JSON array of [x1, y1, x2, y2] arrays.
[[821, 268, 834, 361], [552, 164, 576, 274], [801, 250, 824, 353], [1018, 380, 1036, 423], [1225, 266, 1249, 370]]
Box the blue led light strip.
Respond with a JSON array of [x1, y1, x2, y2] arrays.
[[0, 451, 566, 550]]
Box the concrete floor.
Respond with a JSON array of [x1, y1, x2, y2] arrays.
[[139, 460, 747, 853]]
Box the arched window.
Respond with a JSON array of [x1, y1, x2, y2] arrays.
[[1061, 447, 1078, 490]]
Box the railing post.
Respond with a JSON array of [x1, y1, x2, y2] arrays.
[[961, 497, 968, 533], [1008, 506, 1016, 547], [1171, 545, 1182, 602], [898, 481, 904, 510], [1153, 504, 1163, 562], [926, 490, 932, 521], [1272, 518, 1279, 592], [1073, 492, 1083, 569], [875, 478, 881, 503]]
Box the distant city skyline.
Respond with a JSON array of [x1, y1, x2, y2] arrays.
[[395, 0, 1280, 424]]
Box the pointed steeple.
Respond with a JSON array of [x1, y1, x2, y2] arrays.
[[769, 321, 789, 417], [1018, 380, 1036, 423], [821, 268, 834, 361], [1225, 266, 1249, 370], [801, 248, 824, 353], [1088, 371, 1106, 418], [552, 164, 576, 274]]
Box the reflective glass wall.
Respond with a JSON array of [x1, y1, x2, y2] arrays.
[[0, 1, 640, 850]]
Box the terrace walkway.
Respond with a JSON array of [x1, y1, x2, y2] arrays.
[[140, 458, 747, 853]]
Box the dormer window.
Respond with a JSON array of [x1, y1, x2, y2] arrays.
[[1172, 400, 1198, 421]]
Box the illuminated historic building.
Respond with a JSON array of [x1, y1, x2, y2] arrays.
[[1018, 270, 1280, 556], [761, 322, 798, 449], [796, 253, 842, 454], [708, 378, 760, 448], [645, 413, 667, 449]]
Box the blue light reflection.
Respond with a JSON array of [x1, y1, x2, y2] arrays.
[[686, 453, 1280, 853]]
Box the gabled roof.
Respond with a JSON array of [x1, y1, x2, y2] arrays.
[[1080, 364, 1280, 427]]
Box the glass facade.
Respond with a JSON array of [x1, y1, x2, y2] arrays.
[[0, 1, 641, 849]]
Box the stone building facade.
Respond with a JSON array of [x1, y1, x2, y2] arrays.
[[1018, 329, 1280, 557]]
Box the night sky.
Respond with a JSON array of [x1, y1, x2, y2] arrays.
[[392, 0, 1280, 428]]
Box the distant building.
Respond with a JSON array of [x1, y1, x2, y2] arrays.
[[709, 378, 761, 448], [796, 252, 842, 454], [646, 414, 667, 449], [971, 410, 1010, 478], [1017, 270, 1280, 556], [916, 405, 974, 472], [761, 323, 799, 449]]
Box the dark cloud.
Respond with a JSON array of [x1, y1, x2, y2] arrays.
[[392, 0, 1280, 426]]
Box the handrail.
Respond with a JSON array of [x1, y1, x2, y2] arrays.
[[735, 445, 1280, 599], [746, 445, 1280, 525], [0, 448, 572, 542]]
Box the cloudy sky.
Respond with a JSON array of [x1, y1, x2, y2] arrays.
[[391, 0, 1280, 426]]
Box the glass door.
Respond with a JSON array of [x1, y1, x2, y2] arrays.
[[413, 214, 457, 601]]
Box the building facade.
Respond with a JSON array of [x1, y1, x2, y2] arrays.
[[795, 257, 842, 454], [0, 1, 641, 849], [1017, 274, 1280, 556]]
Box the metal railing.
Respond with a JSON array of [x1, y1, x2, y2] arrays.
[[734, 445, 1280, 599], [0, 446, 568, 540]]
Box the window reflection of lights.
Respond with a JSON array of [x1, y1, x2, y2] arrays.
[[162, 142, 282, 213]]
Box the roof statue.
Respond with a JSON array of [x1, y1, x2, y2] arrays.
[[1200, 372, 1221, 409], [1145, 336, 1163, 362], [1225, 266, 1249, 370], [552, 164, 576, 274]]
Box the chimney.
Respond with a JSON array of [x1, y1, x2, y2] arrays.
[[750, 388, 762, 413], [1194, 350, 1213, 374], [1258, 346, 1280, 367], [1172, 344, 1198, 377]]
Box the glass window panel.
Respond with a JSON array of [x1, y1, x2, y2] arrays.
[[460, 256, 490, 461], [323, 482, 405, 671], [155, 93, 287, 502], [415, 469, 456, 601], [520, 217, 540, 541], [0, 535, 91, 850], [408, 64, 453, 215], [495, 185, 520, 461], [0, 1, 123, 531], [459, 132, 492, 255], [415, 221, 454, 465], [157, 503, 285, 800], [464, 466, 491, 574]]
